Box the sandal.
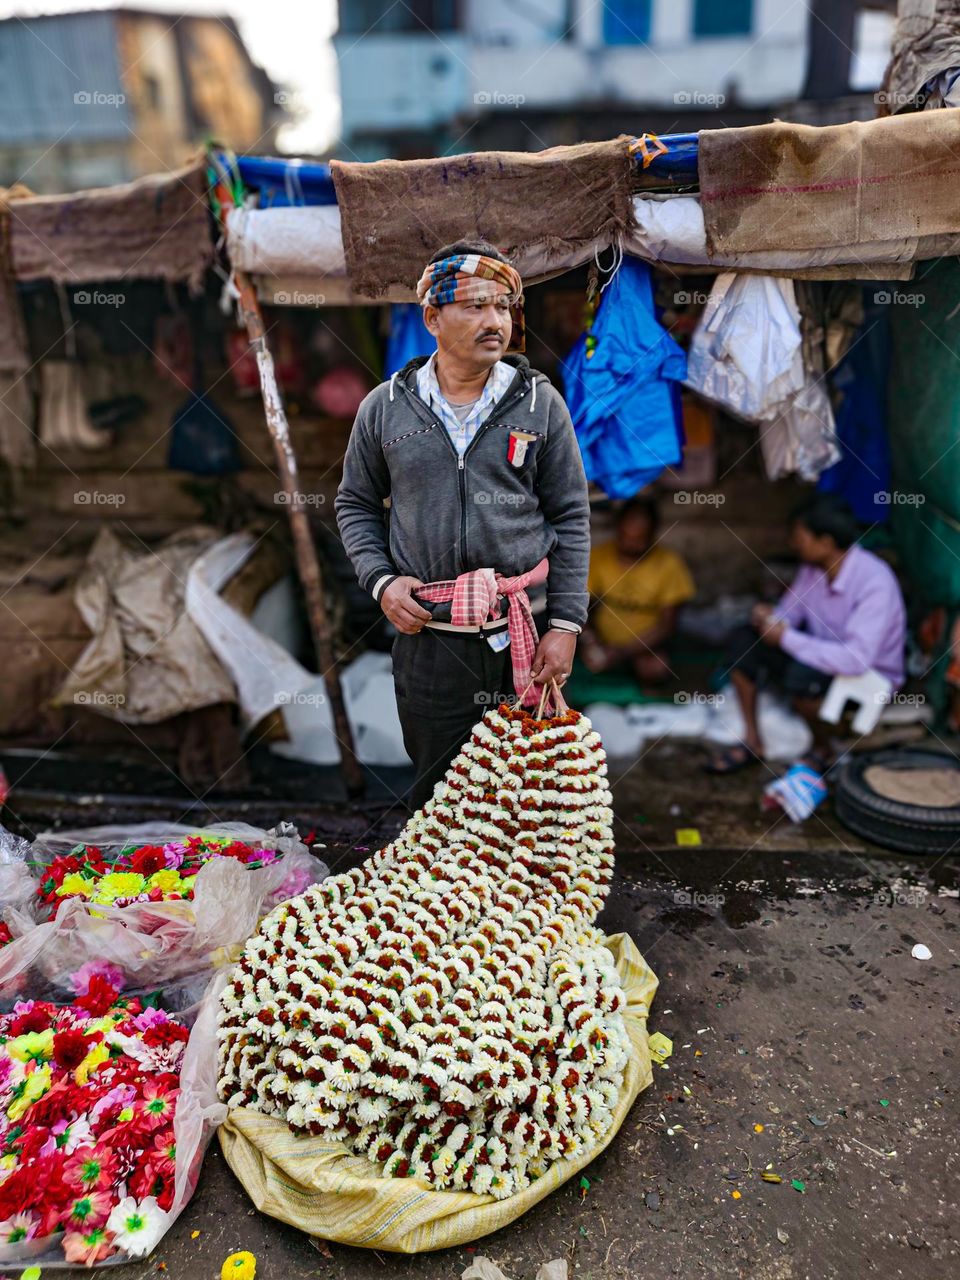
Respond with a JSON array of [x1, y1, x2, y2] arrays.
[[703, 744, 762, 775]]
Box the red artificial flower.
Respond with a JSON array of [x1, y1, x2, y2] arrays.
[[75, 975, 119, 1017], [141, 1022, 189, 1050], [53, 1028, 95, 1070], [130, 845, 167, 876], [0, 921, 12, 946], [8, 1004, 55, 1036]]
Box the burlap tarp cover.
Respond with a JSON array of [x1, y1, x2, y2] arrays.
[[330, 137, 639, 299], [10, 161, 213, 292], [699, 108, 960, 258], [882, 0, 960, 111], [53, 526, 236, 724], [219, 932, 657, 1253]]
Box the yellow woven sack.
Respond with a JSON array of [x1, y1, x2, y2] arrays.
[[219, 932, 657, 1252]]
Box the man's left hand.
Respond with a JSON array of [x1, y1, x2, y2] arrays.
[[530, 629, 578, 687], [759, 617, 786, 647]]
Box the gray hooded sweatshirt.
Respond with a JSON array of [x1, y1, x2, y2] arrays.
[[335, 354, 590, 627]]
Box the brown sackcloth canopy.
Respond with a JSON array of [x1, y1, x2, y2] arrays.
[[9, 161, 213, 293], [881, 0, 960, 113], [330, 137, 639, 300], [698, 109, 960, 257]]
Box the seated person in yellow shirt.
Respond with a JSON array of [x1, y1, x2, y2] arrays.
[[581, 497, 695, 684]]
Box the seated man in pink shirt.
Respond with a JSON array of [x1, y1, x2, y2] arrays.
[[708, 494, 906, 773]]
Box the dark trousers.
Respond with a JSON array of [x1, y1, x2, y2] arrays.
[[392, 624, 528, 810], [723, 623, 832, 699]]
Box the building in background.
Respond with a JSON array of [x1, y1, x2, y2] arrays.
[[334, 0, 898, 160], [0, 8, 284, 193]]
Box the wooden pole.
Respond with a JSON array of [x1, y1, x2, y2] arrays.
[[213, 177, 365, 798]]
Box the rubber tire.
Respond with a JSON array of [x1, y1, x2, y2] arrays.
[[834, 747, 960, 854]]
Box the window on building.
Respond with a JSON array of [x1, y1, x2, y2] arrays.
[[693, 0, 753, 38], [602, 1, 652, 46], [338, 1, 459, 35]]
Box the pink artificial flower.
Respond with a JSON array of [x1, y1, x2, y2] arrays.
[[56, 1115, 95, 1155], [70, 959, 125, 997], [62, 1226, 114, 1265], [132, 1007, 170, 1033], [273, 865, 313, 901], [90, 1084, 136, 1124], [0, 1210, 39, 1244], [65, 1187, 113, 1230], [65, 1145, 120, 1191], [162, 842, 186, 869]]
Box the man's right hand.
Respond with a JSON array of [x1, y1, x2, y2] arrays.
[[381, 576, 432, 635]]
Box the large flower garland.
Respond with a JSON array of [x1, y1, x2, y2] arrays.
[[36, 835, 275, 915], [0, 973, 188, 1264], [218, 703, 629, 1199]]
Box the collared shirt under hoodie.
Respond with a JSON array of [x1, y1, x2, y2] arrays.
[[415, 352, 515, 456]]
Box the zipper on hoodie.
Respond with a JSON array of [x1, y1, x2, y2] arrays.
[[395, 368, 534, 573]]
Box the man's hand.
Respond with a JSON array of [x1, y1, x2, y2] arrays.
[[381, 576, 432, 635], [759, 616, 786, 647], [530, 629, 578, 686], [751, 603, 774, 630]]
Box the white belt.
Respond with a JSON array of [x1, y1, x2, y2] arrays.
[[424, 594, 546, 634]]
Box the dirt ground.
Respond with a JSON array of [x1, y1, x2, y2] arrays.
[[2, 740, 958, 1280]]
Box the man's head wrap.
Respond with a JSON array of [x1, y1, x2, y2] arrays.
[[416, 252, 525, 353]]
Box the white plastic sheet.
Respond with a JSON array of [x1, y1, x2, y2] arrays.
[[585, 688, 812, 763], [0, 821, 328, 1003], [684, 272, 839, 480]]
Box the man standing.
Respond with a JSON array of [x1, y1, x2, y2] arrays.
[[336, 240, 591, 807], [708, 494, 906, 773]]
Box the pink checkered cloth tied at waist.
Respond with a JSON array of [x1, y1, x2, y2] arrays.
[[415, 558, 549, 707]]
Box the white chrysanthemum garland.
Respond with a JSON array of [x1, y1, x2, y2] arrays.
[[217, 703, 629, 1199]]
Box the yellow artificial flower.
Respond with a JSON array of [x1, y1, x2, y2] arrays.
[[178, 875, 198, 895], [6, 1029, 54, 1063], [74, 1041, 110, 1085], [86, 1016, 117, 1036], [221, 1251, 257, 1280], [0, 1154, 17, 1173], [91, 871, 146, 904], [56, 872, 94, 898], [7, 1065, 51, 1120], [147, 869, 182, 894]]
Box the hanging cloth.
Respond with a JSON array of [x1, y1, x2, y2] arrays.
[[560, 255, 686, 499]]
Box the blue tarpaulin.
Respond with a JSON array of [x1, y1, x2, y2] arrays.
[[385, 303, 436, 376], [818, 292, 892, 524], [221, 135, 699, 208], [560, 257, 687, 499]]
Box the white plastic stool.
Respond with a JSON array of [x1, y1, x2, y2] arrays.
[[819, 669, 892, 735]]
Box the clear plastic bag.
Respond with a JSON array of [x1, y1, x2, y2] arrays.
[[0, 971, 228, 1270], [0, 821, 328, 1005]]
